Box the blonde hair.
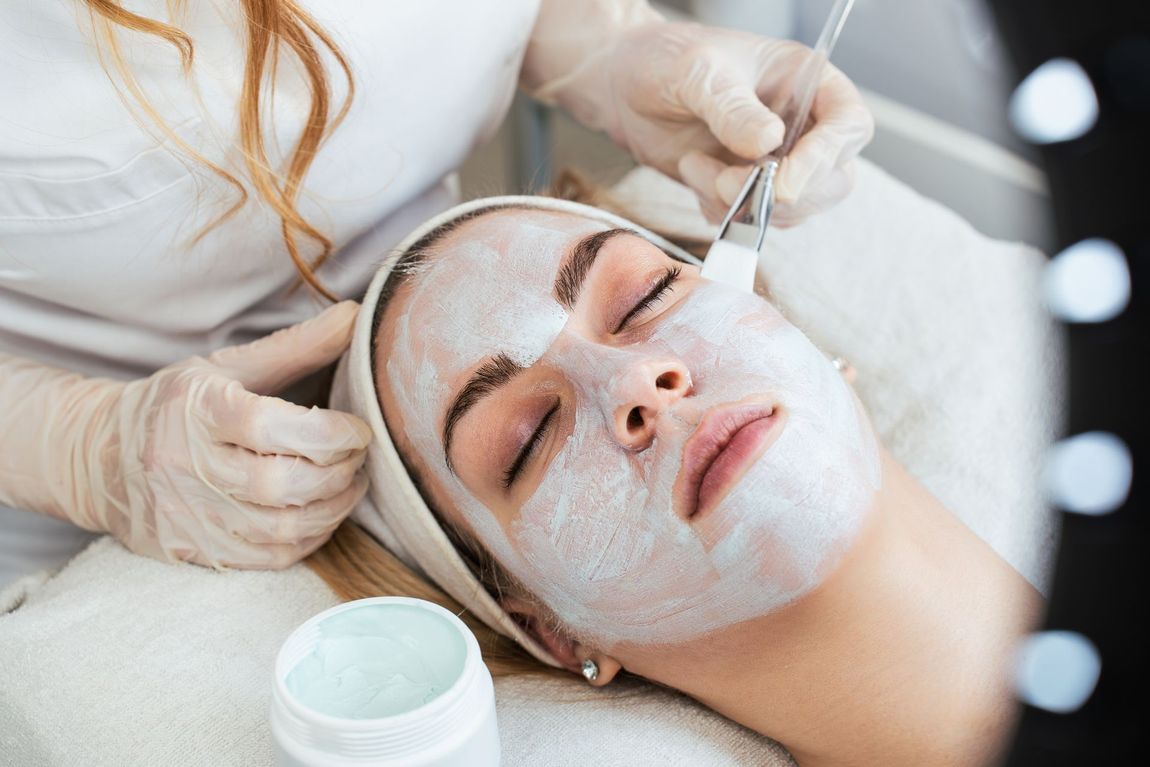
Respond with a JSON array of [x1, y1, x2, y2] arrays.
[[83, 0, 354, 300], [307, 521, 568, 680]]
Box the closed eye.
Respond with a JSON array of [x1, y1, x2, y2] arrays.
[[612, 265, 682, 334], [502, 400, 560, 488]]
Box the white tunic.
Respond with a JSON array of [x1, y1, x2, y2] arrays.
[[0, 0, 542, 583]]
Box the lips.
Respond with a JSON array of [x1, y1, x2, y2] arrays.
[[675, 401, 782, 521]]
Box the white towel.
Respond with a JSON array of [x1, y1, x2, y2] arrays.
[[0, 538, 788, 766]]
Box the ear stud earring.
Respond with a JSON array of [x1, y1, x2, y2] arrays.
[[831, 356, 857, 383], [581, 658, 600, 683]]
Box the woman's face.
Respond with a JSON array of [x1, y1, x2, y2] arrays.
[[376, 208, 881, 650]]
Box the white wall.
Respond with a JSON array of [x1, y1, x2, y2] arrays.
[[691, 0, 1031, 158]]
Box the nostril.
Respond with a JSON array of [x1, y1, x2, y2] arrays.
[[656, 372, 679, 390], [626, 406, 644, 432]]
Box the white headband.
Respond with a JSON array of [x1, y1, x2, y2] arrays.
[[330, 195, 697, 668]]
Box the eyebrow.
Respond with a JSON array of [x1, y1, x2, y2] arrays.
[[554, 228, 631, 310], [440, 227, 631, 472], [443, 353, 523, 473]]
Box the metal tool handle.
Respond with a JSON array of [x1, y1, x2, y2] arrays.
[[714, 0, 857, 246], [715, 160, 779, 251], [775, 0, 856, 160]]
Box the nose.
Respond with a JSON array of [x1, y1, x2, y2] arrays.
[[611, 357, 693, 451]]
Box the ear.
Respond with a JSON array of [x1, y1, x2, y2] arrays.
[[502, 596, 624, 687]]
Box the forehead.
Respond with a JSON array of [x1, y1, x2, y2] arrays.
[[433, 207, 608, 277], [391, 209, 607, 321], [413, 207, 604, 352], [376, 207, 611, 427]]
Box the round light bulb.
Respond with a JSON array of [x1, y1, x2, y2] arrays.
[[1010, 58, 1099, 143], [1015, 630, 1102, 713], [1043, 431, 1133, 516], [1043, 239, 1130, 323]]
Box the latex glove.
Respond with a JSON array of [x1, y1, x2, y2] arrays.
[[523, 2, 873, 226], [0, 301, 371, 570]]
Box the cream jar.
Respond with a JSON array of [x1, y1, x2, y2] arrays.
[[270, 597, 500, 766]]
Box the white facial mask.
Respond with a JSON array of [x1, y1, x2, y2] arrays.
[[387, 213, 881, 650], [402, 220, 573, 370], [390, 216, 577, 460]]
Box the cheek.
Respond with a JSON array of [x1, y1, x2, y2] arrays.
[[512, 420, 666, 585], [504, 384, 716, 643], [506, 332, 700, 590], [648, 285, 790, 382]]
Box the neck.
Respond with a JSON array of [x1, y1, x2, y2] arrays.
[[628, 449, 1043, 767]]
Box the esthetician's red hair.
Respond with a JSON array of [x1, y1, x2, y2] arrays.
[[83, 0, 353, 300]]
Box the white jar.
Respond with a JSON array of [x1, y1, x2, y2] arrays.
[[270, 597, 501, 767]]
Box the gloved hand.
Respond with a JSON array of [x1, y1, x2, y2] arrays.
[[523, 1, 874, 226], [0, 301, 371, 570]]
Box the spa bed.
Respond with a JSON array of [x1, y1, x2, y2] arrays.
[[0, 144, 1061, 764]]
